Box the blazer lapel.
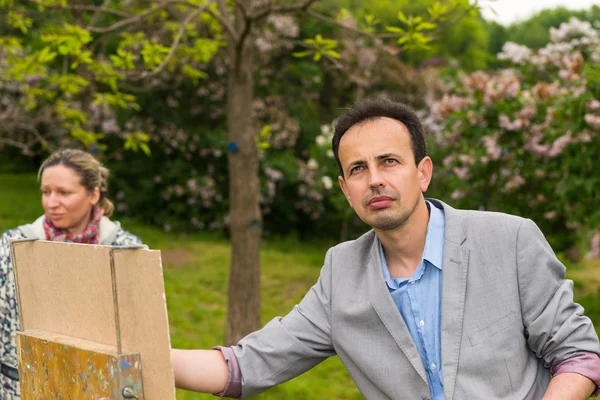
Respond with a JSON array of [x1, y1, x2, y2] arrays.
[[367, 235, 429, 384], [439, 203, 469, 400]]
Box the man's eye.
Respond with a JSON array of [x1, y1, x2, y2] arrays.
[[351, 165, 365, 173], [385, 159, 398, 165]]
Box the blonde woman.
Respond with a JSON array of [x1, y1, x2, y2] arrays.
[[0, 149, 144, 399]]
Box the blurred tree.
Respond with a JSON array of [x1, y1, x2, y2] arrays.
[[0, 0, 477, 343], [484, 5, 600, 52], [318, 0, 490, 69]]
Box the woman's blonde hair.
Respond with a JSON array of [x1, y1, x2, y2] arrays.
[[38, 149, 114, 217]]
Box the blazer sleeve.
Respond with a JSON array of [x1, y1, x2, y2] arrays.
[[516, 218, 600, 368], [232, 247, 336, 398]]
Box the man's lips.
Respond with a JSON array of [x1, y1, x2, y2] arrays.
[[367, 196, 395, 209]]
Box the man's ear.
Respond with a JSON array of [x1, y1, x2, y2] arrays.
[[338, 176, 353, 206], [418, 156, 433, 193]]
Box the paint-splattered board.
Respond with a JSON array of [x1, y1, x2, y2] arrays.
[[17, 329, 143, 399], [10, 241, 175, 399]]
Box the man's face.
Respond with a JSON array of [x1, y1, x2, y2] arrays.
[[337, 117, 432, 232]]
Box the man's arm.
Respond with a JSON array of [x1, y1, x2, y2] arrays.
[[515, 219, 600, 397], [171, 349, 229, 394], [543, 373, 596, 400]]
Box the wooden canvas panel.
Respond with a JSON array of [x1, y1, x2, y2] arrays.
[[11, 240, 175, 399], [112, 248, 173, 399], [17, 329, 144, 399]]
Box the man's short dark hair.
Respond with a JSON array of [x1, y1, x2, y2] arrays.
[[332, 99, 427, 177]]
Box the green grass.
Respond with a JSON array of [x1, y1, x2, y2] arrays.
[[2, 173, 599, 399]]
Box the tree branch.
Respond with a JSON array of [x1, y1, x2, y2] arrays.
[[304, 9, 398, 56], [0, 137, 31, 152], [25, 0, 131, 18], [131, 4, 209, 80], [205, 6, 239, 43], [86, 0, 112, 30], [167, 0, 239, 43], [251, 0, 317, 20], [232, 0, 249, 20], [88, 1, 175, 34]]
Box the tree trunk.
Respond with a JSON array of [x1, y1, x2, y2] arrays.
[[225, 1, 261, 345]]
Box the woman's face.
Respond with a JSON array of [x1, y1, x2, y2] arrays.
[[40, 165, 100, 235]]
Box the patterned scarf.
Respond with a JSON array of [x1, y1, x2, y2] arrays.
[[43, 205, 103, 244]]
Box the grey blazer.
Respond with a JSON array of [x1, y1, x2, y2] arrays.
[[233, 200, 600, 399]]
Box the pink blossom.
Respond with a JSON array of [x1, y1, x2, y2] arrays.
[[505, 174, 526, 191], [585, 114, 600, 130], [431, 94, 473, 119], [586, 99, 600, 111], [498, 115, 523, 131], [442, 155, 455, 167], [544, 211, 558, 220], [463, 71, 489, 92], [458, 154, 475, 165], [451, 190, 465, 200], [497, 42, 533, 65], [548, 134, 572, 157], [265, 167, 284, 182], [517, 104, 537, 120], [452, 166, 470, 180], [482, 136, 501, 161]]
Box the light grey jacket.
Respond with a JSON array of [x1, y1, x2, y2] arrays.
[[233, 199, 600, 399]]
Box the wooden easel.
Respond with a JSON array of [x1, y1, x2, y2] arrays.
[[10, 240, 175, 399]]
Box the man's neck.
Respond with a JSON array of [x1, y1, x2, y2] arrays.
[[376, 200, 430, 279]]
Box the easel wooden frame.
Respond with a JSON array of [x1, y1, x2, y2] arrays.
[[10, 239, 175, 399]]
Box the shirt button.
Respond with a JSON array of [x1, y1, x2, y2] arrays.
[[419, 320, 425, 327], [409, 280, 415, 284], [430, 363, 437, 371]]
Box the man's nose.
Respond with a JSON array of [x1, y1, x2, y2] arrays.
[[368, 167, 385, 188]]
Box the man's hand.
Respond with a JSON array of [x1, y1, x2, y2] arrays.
[[543, 373, 596, 400]]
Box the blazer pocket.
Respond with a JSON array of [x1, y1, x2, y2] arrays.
[[468, 311, 517, 347]]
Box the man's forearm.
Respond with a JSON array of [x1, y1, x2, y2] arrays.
[[542, 372, 596, 400], [171, 349, 229, 393]]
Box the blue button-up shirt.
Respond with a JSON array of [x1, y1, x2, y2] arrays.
[[379, 201, 445, 400]]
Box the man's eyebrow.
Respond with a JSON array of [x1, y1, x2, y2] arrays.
[[376, 153, 403, 161], [346, 159, 366, 173]]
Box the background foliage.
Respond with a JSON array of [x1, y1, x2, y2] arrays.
[[1, 3, 599, 253]]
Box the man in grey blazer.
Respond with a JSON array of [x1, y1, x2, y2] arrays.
[[171, 99, 600, 399]]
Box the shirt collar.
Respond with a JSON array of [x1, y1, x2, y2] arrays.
[[422, 200, 444, 270]]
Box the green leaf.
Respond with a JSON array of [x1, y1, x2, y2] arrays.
[[416, 22, 437, 31], [292, 50, 312, 58], [385, 26, 405, 34], [181, 64, 207, 84], [37, 47, 58, 63], [140, 143, 151, 156], [326, 50, 341, 59], [397, 11, 408, 24]]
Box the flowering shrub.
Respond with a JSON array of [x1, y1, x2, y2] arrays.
[[427, 17, 600, 254]]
